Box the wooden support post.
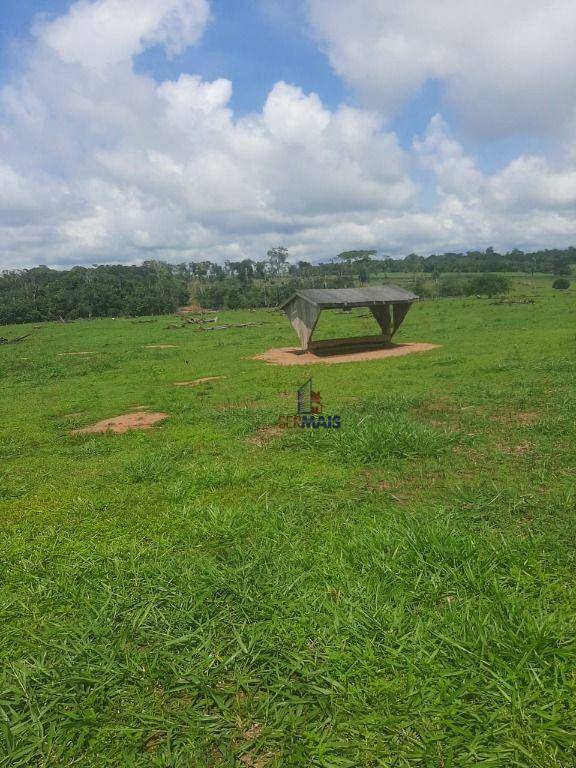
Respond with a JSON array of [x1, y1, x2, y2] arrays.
[[369, 305, 392, 342], [283, 297, 321, 350], [392, 302, 411, 334]]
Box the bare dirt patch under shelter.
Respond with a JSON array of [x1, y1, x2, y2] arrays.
[[254, 342, 440, 366], [71, 412, 169, 435]]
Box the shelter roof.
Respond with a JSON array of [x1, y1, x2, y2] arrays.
[[280, 285, 418, 309]]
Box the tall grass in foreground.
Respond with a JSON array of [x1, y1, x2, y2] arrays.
[[282, 396, 454, 463], [1, 289, 575, 766]]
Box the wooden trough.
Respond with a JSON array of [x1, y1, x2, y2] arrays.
[[279, 285, 418, 352]]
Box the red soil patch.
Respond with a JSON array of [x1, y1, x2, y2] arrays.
[[71, 412, 169, 435], [173, 376, 227, 387], [144, 344, 178, 349], [254, 342, 440, 366]]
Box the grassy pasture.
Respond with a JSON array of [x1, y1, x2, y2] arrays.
[[0, 277, 575, 766]]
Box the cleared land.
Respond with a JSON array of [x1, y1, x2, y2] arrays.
[[0, 275, 575, 766]]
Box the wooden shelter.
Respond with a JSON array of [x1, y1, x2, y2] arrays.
[[279, 285, 418, 352]]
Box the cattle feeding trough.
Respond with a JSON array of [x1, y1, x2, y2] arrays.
[[279, 285, 418, 353]]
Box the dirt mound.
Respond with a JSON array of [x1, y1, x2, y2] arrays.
[[144, 344, 178, 349], [173, 376, 227, 387], [71, 412, 169, 435], [254, 342, 441, 366]]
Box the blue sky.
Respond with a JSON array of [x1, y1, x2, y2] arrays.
[[1, 0, 537, 166], [0, 0, 575, 267], [135, 0, 348, 115], [0, 0, 346, 112]]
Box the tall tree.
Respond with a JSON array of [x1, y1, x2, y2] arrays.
[[336, 250, 376, 264], [267, 247, 289, 276]]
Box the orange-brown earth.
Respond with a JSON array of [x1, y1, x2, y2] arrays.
[[254, 342, 441, 366], [71, 412, 169, 435]]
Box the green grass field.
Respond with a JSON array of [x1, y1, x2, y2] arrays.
[[1, 277, 575, 766]]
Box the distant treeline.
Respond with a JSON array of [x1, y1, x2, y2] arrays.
[[0, 246, 573, 323], [193, 245, 574, 309], [391, 246, 576, 275], [0, 262, 188, 325]]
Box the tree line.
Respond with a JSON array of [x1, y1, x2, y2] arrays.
[[0, 262, 188, 325], [0, 246, 573, 324], [191, 246, 574, 308]]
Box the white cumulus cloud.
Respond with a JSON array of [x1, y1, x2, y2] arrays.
[[1, 0, 576, 269], [0, 0, 417, 267], [37, 0, 211, 70], [307, 0, 576, 137]]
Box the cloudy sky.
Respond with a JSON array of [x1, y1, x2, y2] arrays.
[[1, 0, 576, 268]]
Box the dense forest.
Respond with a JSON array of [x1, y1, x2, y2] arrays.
[[0, 246, 574, 324], [0, 262, 189, 325]]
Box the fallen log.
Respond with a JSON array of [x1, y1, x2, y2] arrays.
[[198, 322, 266, 331], [489, 298, 536, 306], [0, 333, 32, 345], [168, 316, 219, 329], [184, 316, 218, 325]]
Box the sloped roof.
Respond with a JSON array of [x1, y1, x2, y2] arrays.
[[280, 284, 418, 309]]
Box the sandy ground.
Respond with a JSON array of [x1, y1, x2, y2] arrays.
[[253, 342, 441, 366], [71, 412, 169, 435]]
